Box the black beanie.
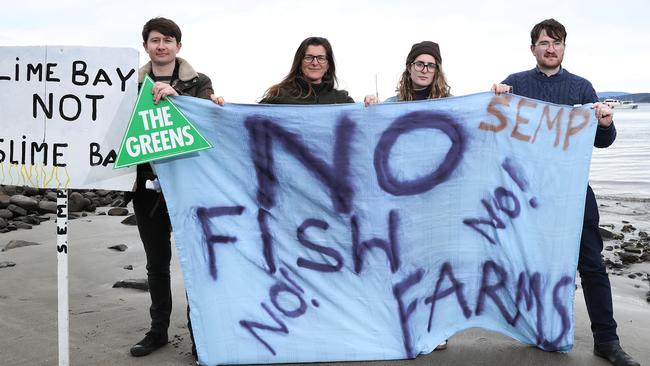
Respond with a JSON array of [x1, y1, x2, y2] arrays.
[[406, 41, 441, 65]]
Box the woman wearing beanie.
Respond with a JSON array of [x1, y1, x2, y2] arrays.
[[364, 40, 450, 104], [364, 41, 450, 351], [260, 36, 354, 104]]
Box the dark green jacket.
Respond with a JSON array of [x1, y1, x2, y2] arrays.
[[260, 79, 354, 105]]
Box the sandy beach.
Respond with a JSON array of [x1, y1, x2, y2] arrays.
[[0, 197, 648, 366]]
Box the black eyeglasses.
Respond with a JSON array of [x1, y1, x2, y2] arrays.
[[303, 55, 328, 64], [411, 61, 437, 72]]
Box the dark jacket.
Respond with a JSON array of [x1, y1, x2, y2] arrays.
[[260, 78, 354, 104], [138, 57, 213, 99], [502, 67, 616, 148], [135, 58, 213, 182]]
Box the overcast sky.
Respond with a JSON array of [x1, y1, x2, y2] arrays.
[[2, 0, 649, 103]]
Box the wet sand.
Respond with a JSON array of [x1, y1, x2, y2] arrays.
[[0, 198, 648, 366]]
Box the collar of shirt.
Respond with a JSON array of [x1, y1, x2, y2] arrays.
[[534, 65, 564, 78]]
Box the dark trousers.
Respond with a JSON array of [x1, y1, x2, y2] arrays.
[[133, 183, 173, 335], [578, 185, 618, 344], [132, 172, 196, 347]]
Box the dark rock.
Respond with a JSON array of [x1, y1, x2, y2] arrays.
[[38, 200, 57, 214], [108, 244, 128, 252], [5, 224, 17, 231], [639, 253, 650, 262], [604, 246, 613, 251], [0, 208, 12, 219], [9, 195, 39, 211], [622, 220, 630, 224], [96, 190, 111, 197], [7, 204, 27, 217], [0, 193, 11, 209], [12, 222, 33, 230], [36, 215, 51, 222], [98, 212, 107, 216], [604, 258, 624, 269], [85, 204, 97, 212], [618, 252, 639, 264], [623, 247, 642, 254], [22, 187, 41, 196], [621, 224, 636, 233], [68, 213, 80, 220], [628, 274, 637, 279], [85, 192, 97, 198], [0, 261, 16, 268], [121, 214, 137, 226], [598, 227, 623, 240], [108, 207, 129, 216], [621, 242, 635, 249], [45, 191, 58, 201], [2, 240, 41, 251], [600, 223, 615, 229], [19, 216, 41, 225], [112, 279, 148, 291], [0, 217, 6, 229], [68, 192, 90, 212], [123, 265, 133, 270], [639, 231, 648, 238], [2, 186, 17, 195]]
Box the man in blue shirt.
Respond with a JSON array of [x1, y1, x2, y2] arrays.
[[493, 18, 639, 366]]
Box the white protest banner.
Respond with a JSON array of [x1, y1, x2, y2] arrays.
[[155, 93, 597, 365], [0, 46, 137, 190]]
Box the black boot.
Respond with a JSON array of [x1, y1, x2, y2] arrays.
[[594, 340, 640, 366], [130, 331, 168, 357]]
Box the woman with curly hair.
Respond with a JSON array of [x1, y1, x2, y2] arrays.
[[365, 41, 450, 104]]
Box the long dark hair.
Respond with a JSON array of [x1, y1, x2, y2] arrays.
[[261, 37, 339, 100]]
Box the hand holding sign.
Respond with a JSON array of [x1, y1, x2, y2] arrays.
[[114, 75, 212, 168]]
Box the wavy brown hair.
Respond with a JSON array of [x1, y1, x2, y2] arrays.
[[397, 61, 450, 101], [261, 37, 339, 101]]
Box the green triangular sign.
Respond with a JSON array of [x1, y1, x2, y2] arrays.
[[114, 74, 213, 168]]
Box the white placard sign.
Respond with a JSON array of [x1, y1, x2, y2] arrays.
[[0, 46, 137, 190]]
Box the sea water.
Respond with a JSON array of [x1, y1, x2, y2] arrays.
[[590, 103, 650, 201]]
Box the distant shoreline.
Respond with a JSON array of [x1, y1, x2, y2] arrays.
[[596, 194, 650, 203]]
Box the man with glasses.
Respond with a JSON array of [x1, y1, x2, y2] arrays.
[[492, 18, 639, 366]]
